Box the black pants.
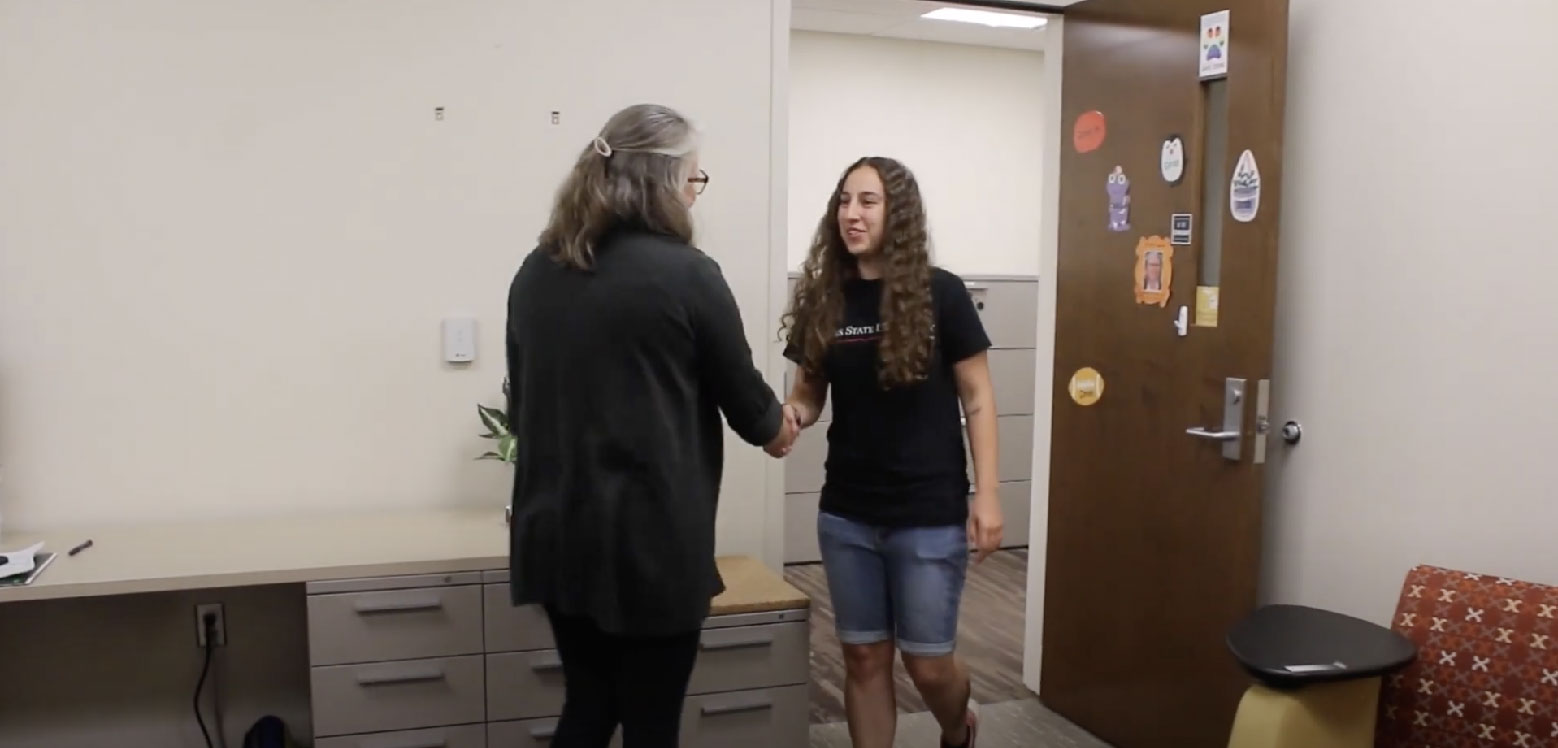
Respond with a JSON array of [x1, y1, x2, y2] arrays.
[[544, 606, 701, 748]]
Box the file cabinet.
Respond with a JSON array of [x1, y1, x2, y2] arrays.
[[306, 565, 810, 748]]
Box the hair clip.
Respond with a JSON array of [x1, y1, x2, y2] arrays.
[[590, 137, 613, 158]]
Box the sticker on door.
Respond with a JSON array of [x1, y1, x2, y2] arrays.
[[1073, 110, 1106, 153], [1161, 136, 1186, 185], [1068, 367, 1105, 406], [1134, 236, 1174, 307], [1230, 149, 1261, 222], [1200, 10, 1230, 80], [1106, 166, 1131, 231]]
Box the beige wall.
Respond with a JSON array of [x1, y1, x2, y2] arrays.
[[0, 0, 783, 559], [0, 0, 786, 745], [787, 31, 1046, 276], [1025, 0, 1558, 691], [1260, 0, 1558, 620]]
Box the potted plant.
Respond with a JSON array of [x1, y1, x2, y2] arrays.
[[477, 378, 515, 523]]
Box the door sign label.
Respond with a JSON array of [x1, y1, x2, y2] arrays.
[[1200, 10, 1230, 80], [1068, 367, 1105, 406], [1229, 149, 1261, 222], [1073, 110, 1107, 153], [1106, 166, 1132, 232], [1134, 236, 1174, 308], [1195, 285, 1221, 328], [1171, 213, 1194, 245], [1161, 135, 1186, 185]]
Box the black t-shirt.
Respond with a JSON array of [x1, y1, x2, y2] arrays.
[[786, 267, 992, 528]]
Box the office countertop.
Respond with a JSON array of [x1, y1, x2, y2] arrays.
[[0, 509, 810, 615]]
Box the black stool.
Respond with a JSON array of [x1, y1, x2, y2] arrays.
[[1223, 604, 1416, 748]]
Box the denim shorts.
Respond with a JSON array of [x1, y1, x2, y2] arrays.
[[816, 511, 968, 657]]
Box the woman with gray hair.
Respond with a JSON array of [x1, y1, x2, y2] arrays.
[[502, 103, 797, 747]]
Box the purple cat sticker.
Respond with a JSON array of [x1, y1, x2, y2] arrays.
[[1106, 166, 1131, 232]]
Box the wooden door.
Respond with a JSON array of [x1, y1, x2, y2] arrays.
[[1040, 1, 1289, 747]]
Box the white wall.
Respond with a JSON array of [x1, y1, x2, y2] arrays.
[[1024, 0, 1558, 692], [1260, 0, 1558, 621], [0, 1, 786, 745], [787, 31, 1046, 276], [0, 0, 783, 562]]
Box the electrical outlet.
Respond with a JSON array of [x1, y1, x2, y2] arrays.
[[195, 603, 226, 648]]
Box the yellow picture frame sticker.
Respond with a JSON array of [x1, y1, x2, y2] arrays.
[[1068, 367, 1105, 406], [1133, 235, 1174, 308], [1195, 285, 1220, 327]]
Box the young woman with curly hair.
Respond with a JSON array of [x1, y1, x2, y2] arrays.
[[782, 156, 1004, 748]]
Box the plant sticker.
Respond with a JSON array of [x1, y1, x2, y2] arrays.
[[1200, 10, 1230, 80], [1106, 166, 1131, 231], [1229, 149, 1261, 222], [1074, 110, 1107, 153], [1068, 367, 1105, 406], [1134, 236, 1174, 308], [1161, 135, 1186, 185]]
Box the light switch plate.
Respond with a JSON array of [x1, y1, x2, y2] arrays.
[[442, 318, 477, 363]]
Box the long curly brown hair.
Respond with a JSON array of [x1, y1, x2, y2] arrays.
[[782, 156, 934, 388]]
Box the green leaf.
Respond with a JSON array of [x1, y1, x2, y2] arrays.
[[498, 435, 517, 463], [477, 404, 509, 436], [476, 451, 502, 460]]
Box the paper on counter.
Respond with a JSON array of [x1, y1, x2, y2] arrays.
[[0, 542, 45, 578]]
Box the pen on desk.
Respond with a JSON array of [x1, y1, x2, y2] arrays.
[[68, 539, 94, 556]]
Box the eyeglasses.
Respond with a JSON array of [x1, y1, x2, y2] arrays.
[[688, 170, 710, 196]]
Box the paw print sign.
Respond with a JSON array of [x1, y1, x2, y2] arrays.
[[1199, 10, 1230, 79]]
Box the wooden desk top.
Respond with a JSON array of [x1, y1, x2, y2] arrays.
[[0, 509, 809, 615]]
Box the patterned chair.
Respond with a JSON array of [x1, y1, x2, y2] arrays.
[[1225, 565, 1558, 748]]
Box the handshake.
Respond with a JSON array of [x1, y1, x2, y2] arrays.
[[764, 402, 806, 458]]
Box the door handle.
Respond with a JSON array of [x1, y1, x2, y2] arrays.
[[1185, 428, 1240, 440], [1188, 378, 1245, 461]]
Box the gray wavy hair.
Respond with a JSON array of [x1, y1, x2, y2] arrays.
[[538, 103, 701, 270]]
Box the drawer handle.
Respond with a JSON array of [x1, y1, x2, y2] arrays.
[[354, 665, 447, 686], [530, 653, 564, 672], [365, 737, 449, 748], [700, 631, 776, 651], [352, 594, 445, 614], [528, 725, 557, 740], [700, 695, 774, 717]]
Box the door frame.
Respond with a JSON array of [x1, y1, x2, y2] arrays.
[[1021, 12, 1066, 695]]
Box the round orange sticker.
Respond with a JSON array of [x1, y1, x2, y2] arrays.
[[1073, 111, 1106, 153]]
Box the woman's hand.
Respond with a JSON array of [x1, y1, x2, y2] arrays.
[[968, 490, 1005, 564]]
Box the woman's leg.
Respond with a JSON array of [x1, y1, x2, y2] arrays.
[[816, 511, 897, 748], [614, 628, 701, 748], [545, 606, 622, 748], [883, 523, 976, 747]]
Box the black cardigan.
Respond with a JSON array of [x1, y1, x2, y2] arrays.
[[503, 229, 783, 637]]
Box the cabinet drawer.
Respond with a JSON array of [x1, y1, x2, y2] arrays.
[[486, 650, 567, 722], [482, 584, 555, 652], [782, 422, 827, 494], [489, 718, 621, 748], [315, 724, 485, 748], [308, 584, 483, 666], [963, 415, 1034, 485], [988, 348, 1037, 416], [679, 685, 808, 748], [310, 655, 485, 738], [688, 622, 808, 695], [998, 480, 1032, 548], [783, 493, 822, 564], [965, 280, 1038, 349]]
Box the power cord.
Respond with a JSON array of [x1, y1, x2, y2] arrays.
[[195, 612, 218, 748]]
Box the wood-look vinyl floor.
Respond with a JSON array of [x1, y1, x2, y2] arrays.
[[783, 549, 1034, 725], [808, 699, 1113, 748]]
